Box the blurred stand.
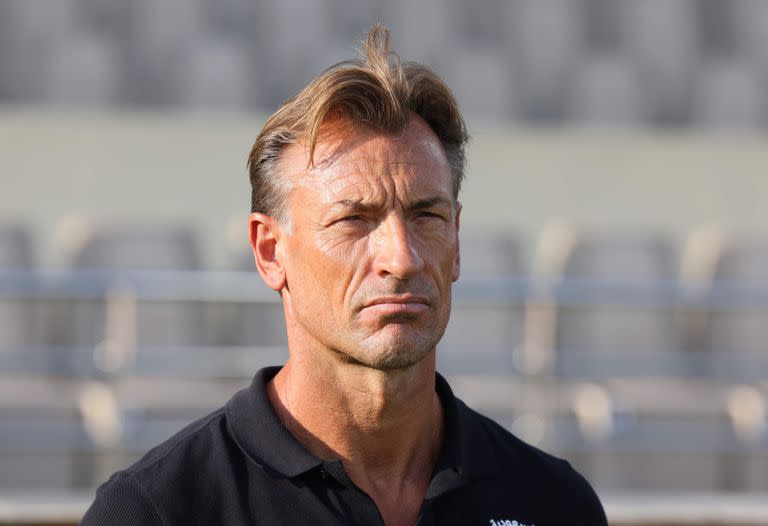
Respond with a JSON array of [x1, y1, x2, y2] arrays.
[[2, 1, 768, 524]]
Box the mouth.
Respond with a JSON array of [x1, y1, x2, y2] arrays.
[[360, 295, 430, 316]]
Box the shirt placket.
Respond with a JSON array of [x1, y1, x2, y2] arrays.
[[322, 460, 386, 526]]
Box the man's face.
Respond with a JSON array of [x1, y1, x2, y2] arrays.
[[276, 114, 460, 370]]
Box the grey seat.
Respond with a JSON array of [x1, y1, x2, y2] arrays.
[[570, 448, 724, 492], [120, 0, 205, 105], [0, 227, 88, 491], [255, 0, 334, 107], [732, 0, 768, 69], [66, 225, 205, 364], [438, 232, 523, 376], [175, 37, 251, 111], [41, 33, 120, 107], [691, 59, 765, 131], [386, 0, 454, 64], [0, 376, 90, 490], [0, 0, 79, 100], [555, 234, 680, 377], [568, 54, 649, 126], [0, 224, 36, 352], [221, 253, 287, 351], [442, 48, 517, 122], [708, 239, 768, 356], [507, 0, 585, 122], [621, 0, 698, 125]]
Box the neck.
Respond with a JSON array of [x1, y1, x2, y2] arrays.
[[266, 345, 444, 525]]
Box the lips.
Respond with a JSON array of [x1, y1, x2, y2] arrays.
[[364, 295, 430, 308], [360, 295, 431, 316]]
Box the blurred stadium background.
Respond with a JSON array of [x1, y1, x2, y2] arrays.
[[1, 0, 768, 524]]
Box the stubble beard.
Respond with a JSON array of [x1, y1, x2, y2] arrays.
[[339, 311, 447, 371]]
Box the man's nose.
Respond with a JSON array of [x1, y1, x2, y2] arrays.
[[372, 214, 424, 279]]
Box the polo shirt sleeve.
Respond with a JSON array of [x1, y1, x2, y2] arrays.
[[569, 468, 608, 526], [81, 473, 164, 526]]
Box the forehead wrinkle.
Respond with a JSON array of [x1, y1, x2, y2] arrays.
[[287, 118, 452, 212]]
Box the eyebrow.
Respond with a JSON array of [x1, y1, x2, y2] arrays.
[[409, 197, 452, 211], [329, 199, 380, 214], [330, 196, 452, 213]]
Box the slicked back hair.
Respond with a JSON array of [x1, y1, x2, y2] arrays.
[[247, 25, 469, 221]]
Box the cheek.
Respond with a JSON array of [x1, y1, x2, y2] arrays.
[[300, 234, 368, 305], [418, 227, 458, 271]]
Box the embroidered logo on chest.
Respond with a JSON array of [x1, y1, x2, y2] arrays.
[[489, 520, 534, 526]]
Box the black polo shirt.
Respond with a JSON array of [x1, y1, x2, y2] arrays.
[[82, 367, 607, 525]]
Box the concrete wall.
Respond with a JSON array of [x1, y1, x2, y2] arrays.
[[3, 108, 768, 269]]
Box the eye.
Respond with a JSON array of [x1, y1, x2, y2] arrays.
[[331, 215, 367, 228], [339, 215, 363, 222], [416, 211, 443, 220]]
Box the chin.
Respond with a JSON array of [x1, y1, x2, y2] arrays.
[[347, 331, 439, 371]]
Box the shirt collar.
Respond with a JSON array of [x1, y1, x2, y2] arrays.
[[226, 366, 500, 483], [427, 372, 500, 497], [225, 366, 323, 478]]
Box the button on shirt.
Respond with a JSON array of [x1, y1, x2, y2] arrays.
[[82, 367, 607, 525]]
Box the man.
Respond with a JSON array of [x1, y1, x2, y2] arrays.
[[83, 26, 607, 525]]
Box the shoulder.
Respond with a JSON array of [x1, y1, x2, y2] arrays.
[[82, 408, 231, 525], [81, 470, 164, 526], [458, 400, 607, 523]]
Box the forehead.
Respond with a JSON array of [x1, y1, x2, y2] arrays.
[[279, 115, 453, 203]]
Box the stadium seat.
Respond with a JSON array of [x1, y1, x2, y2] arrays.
[[442, 49, 517, 122], [508, 0, 586, 122], [561, 379, 734, 491], [386, 0, 454, 64], [62, 224, 206, 374], [0, 223, 36, 352], [691, 58, 766, 130], [554, 233, 681, 378], [0, 0, 79, 99], [567, 54, 650, 126], [732, 0, 768, 69], [621, 0, 698, 125], [216, 253, 287, 351], [40, 33, 120, 107], [0, 376, 90, 490], [582, 0, 625, 53], [175, 37, 252, 111], [255, 0, 335, 106], [708, 238, 768, 356], [124, 0, 206, 104], [230, 292, 287, 350], [438, 231, 524, 376]]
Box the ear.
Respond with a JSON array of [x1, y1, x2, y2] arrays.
[[249, 212, 287, 292], [452, 202, 462, 282]]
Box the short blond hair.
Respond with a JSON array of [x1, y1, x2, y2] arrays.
[[247, 25, 469, 220]]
